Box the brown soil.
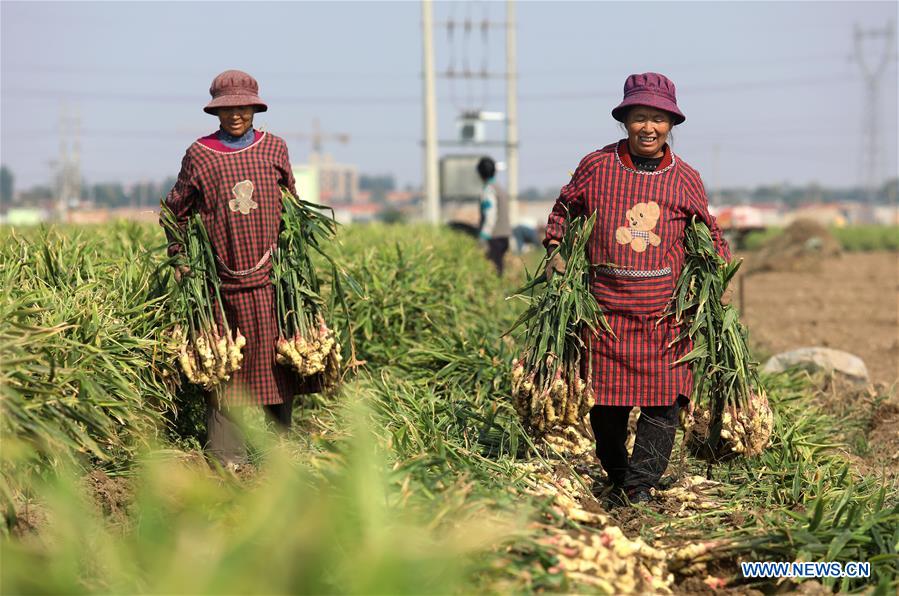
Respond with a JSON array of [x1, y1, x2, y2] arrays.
[[9, 497, 50, 538], [746, 219, 842, 274], [736, 250, 898, 386], [805, 374, 899, 478], [867, 397, 899, 475], [84, 470, 134, 526]]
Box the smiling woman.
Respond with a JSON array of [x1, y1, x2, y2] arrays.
[[542, 72, 731, 509], [623, 107, 672, 158], [217, 106, 257, 138]]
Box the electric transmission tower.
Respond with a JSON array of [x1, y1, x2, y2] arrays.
[[851, 20, 895, 203], [55, 105, 81, 222]]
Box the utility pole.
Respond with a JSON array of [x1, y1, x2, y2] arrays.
[[851, 20, 895, 205], [54, 104, 81, 222], [422, 0, 440, 224], [55, 105, 81, 222], [505, 0, 519, 227], [56, 106, 69, 222], [72, 106, 81, 211]]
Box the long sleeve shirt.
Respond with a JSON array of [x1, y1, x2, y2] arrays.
[[479, 180, 512, 240]]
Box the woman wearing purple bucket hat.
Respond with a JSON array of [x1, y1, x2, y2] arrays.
[[542, 72, 731, 507], [161, 70, 317, 469]]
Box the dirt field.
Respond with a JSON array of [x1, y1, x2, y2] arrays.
[[736, 251, 898, 387]]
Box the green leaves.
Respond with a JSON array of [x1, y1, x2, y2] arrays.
[[274, 187, 346, 340], [1, 223, 180, 512], [663, 217, 758, 424]]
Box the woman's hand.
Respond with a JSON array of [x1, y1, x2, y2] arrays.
[[721, 287, 734, 306], [174, 265, 191, 283], [545, 246, 566, 281]]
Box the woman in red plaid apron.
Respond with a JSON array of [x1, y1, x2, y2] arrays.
[[543, 73, 732, 507], [162, 70, 313, 467]]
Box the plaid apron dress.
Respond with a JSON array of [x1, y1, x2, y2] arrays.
[[544, 140, 732, 407], [163, 131, 306, 406]]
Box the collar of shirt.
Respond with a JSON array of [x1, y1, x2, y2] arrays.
[[217, 127, 257, 149]]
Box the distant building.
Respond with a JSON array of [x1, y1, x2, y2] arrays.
[[517, 200, 556, 228], [872, 205, 899, 225], [312, 153, 359, 204], [788, 203, 849, 227], [67, 208, 159, 225], [292, 154, 361, 205], [330, 202, 382, 224], [291, 164, 320, 204], [2, 208, 47, 226], [385, 190, 418, 205], [710, 205, 781, 230]]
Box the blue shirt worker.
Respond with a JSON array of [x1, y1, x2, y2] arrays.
[[476, 156, 512, 275]]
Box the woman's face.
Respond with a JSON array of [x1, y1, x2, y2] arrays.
[[624, 107, 672, 158], [217, 106, 255, 137]]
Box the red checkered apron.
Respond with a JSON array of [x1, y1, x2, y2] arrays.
[[163, 131, 304, 406], [544, 141, 732, 407]]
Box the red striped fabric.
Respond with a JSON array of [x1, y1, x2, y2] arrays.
[[545, 140, 731, 407], [162, 131, 304, 406]]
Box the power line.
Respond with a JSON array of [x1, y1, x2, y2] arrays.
[[514, 74, 863, 101], [1, 88, 421, 105], [2, 127, 862, 143], [3, 73, 870, 106], [3, 53, 853, 80], [441, 0, 499, 111]]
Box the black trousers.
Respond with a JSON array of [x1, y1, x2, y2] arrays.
[[589, 401, 680, 493], [485, 237, 509, 276], [206, 396, 294, 465]]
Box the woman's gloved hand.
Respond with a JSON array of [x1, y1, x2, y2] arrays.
[[173, 265, 191, 283], [544, 245, 566, 281]]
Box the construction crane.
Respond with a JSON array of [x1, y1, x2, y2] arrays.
[[280, 118, 350, 158]]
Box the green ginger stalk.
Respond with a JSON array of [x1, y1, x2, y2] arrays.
[[507, 212, 613, 438], [161, 208, 245, 390], [664, 217, 771, 460], [273, 187, 345, 389]]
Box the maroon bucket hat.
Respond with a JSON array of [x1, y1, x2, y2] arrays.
[[203, 69, 268, 114], [611, 72, 685, 125]]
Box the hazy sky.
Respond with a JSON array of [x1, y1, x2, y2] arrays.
[[2, 1, 897, 194]]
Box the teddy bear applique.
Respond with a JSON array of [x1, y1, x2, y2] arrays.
[[615, 201, 662, 253], [229, 180, 258, 215]]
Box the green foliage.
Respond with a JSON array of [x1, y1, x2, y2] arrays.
[[1, 404, 523, 595], [330, 223, 510, 369], [0, 223, 179, 512], [742, 227, 783, 251], [665, 218, 758, 436], [2, 221, 897, 593], [675, 371, 899, 590], [273, 187, 340, 337], [505, 212, 611, 436], [830, 225, 899, 252], [745, 225, 899, 252]]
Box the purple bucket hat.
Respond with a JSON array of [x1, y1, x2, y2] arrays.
[[204, 70, 268, 114], [611, 72, 685, 125]]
